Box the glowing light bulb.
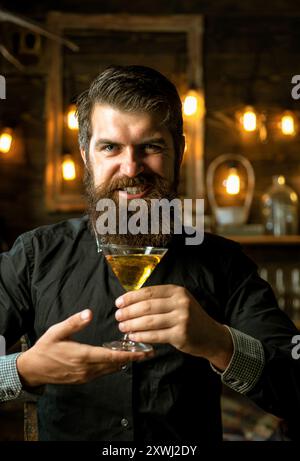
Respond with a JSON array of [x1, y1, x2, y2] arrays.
[[183, 89, 204, 117], [241, 107, 257, 132], [0, 129, 13, 153], [0, 128, 13, 154], [280, 113, 295, 136], [183, 95, 198, 116], [278, 175, 285, 185], [62, 156, 76, 181], [224, 168, 240, 195], [67, 105, 78, 130], [290, 192, 298, 203]]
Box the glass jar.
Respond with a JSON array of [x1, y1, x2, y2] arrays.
[[261, 175, 299, 235]]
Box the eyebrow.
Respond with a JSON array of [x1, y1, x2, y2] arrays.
[[139, 137, 168, 146], [94, 137, 168, 150]]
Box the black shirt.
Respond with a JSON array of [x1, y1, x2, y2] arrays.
[[0, 216, 299, 441]]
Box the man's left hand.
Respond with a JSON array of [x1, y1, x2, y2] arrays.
[[115, 285, 233, 371]]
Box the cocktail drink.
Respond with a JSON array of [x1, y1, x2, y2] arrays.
[[100, 244, 168, 352]]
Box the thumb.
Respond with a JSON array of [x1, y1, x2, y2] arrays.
[[46, 309, 93, 341]]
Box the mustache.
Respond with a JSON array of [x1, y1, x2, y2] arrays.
[[84, 168, 177, 247], [92, 173, 167, 197]]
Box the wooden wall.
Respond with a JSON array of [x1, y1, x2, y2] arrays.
[[1, 1, 300, 244]]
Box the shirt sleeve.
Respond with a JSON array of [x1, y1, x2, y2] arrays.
[[222, 243, 300, 437], [0, 352, 22, 401], [210, 326, 265, 394], [0, 235, 36, 402], [0, 234, 34, 349], [0, 351, 43, 402]]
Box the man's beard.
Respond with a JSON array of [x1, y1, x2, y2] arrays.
[[84, 166, 178, 247]]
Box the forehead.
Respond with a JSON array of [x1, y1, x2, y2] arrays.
[[90, 104, 172, 141]]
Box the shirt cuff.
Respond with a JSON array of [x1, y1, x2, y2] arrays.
[[0, 352, 23, 401], [210, 326, 265, 395]]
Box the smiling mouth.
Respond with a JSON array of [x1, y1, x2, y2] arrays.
[[118, 185, 151, 199]]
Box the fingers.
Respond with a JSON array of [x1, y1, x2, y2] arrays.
[[119, 312, 175, 334], [116, 285, 179, 308], [46, 309, 93, 341], [86, 346, 154, 365], [115, 298, 172, 322], [128, 329, 172, 345]]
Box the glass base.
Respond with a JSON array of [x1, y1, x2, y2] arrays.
[[103, 339, 153, 352]]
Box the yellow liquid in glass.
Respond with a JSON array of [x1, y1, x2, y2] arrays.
[[106, 254, 163, 291]]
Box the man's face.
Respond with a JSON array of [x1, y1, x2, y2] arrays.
[[81, 103, 178, 193], [81, 104, 183, 246]]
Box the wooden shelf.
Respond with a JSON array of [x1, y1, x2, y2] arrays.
[[223, 235, 300, 245]]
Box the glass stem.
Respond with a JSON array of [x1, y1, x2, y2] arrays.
[[122, 333, 133, 350]]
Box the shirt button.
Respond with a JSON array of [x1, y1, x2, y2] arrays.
[[121, 418, 129, 428], [121, 364, 128, 371]]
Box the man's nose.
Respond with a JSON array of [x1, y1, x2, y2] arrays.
[[120, 147, 144, 177]]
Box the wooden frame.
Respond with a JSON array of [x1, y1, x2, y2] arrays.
[[45, 12, 204, 211]]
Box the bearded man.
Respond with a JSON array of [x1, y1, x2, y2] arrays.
[[0, 66, 299, 442]]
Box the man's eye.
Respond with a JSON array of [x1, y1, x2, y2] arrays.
[[104, 144, 116, 152], [144, 144, 163, 153], [101, 144, 120, 154]]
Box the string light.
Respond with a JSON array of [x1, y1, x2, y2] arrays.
[[62, 155, 76, 181], [0, 128, 13, 153], [183, 89, 204, 117], [241, 106, 257, 132], [280, 112, 296, 136], [223, 167, 240, 195], [183, 95, 198, 116], [67, 104, 78, 130]]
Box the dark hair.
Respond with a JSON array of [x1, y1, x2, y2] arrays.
[[76, 65, 183, 177]]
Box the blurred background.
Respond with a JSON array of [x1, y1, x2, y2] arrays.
[[0, 0, 300, 442]]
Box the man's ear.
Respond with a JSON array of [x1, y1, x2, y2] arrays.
[[80, 149, 87, 166]]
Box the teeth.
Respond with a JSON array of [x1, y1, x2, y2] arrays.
[[123, 187, 142, 194]]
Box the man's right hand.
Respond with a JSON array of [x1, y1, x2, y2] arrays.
[[16, 309, 153, 388]]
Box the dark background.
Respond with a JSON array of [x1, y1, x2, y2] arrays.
[[1, 0, 300, 244], [0, 0, 299, 442]]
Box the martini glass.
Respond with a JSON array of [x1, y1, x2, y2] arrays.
[[100, 243, 168, 352]]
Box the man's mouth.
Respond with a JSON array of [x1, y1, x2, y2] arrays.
[[118, 185, 151, 199]]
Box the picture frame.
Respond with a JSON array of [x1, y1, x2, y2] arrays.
[[45, 12, 204, 210]]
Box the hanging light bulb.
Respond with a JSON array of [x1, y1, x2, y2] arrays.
[[241, 106, 257, 132], [280, 112, 296, 136], [183, 89, 204, 117], [207, 154, 255, 227], [223, 167, 240, 195], [0, 128, 13, 153], [183, 94, 198, 116], [67, 104, 78, 130], [62, 155, 76, 181]]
